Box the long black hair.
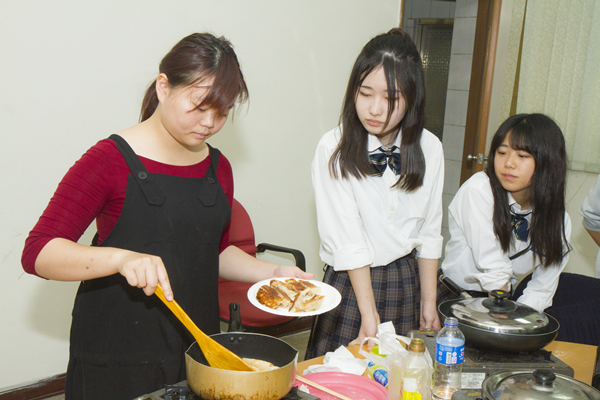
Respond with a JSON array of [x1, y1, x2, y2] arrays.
[[329, 28, 426, 191], [485, 113, 569, 267], [139, 33, 248, 122]]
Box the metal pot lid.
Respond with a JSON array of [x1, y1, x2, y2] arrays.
[[449, 290, 550, 334], [483, 369, 600, 400]]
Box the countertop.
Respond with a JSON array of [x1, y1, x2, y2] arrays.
[[297, 341, 598, 385]]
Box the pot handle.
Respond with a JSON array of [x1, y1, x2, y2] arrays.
[[228, 302, 243, 333], [439, 274, 473, 299]]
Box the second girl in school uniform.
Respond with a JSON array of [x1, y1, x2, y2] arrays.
[[306, 28, 444, 358], [439, 113, 571, 312]]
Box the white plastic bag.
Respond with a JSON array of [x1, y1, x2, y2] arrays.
[[358, 322, 434, 371], [358, 323, 414, 390]]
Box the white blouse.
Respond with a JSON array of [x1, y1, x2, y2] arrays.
[[441, 172, 571, 312], [311, 126, 444, 272]]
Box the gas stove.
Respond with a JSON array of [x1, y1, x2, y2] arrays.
[[409, 330, 574, 396], [134, 381, 320, 400]]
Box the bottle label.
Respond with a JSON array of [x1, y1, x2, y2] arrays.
[[402, 389, 422, 400], [372, 368, 388, 387], [403, 378, 422, 400], [435, 342, 464, 365], [366, 362, 388, 388]]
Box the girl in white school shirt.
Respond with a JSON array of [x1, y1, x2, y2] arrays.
[[305, 28, 444, 358], [439, 113, 571, 312]]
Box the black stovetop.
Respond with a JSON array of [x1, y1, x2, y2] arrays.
[[134, 381, 320, 400], [410, 330, 573, 372], [409, 330, 574, 392]]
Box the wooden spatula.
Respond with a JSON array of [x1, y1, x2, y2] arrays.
[[154, 283, 254, 372]]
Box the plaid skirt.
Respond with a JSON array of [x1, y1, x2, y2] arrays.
[[305, 250, 420, 359]]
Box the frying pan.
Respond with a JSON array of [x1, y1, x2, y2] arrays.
[[438, 274, 559, 352], [185, 303, 298, 400]]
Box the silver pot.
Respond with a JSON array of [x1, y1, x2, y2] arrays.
[[483, 369, 600, 400], [438, 274, 559, 352]]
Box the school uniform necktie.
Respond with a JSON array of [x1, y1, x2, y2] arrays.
[[511, 212, 530, 241], [369, 146, 401, 177]]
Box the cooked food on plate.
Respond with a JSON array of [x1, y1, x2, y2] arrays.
[[256, 285, 292, 310], [256, 279, 325, 312]]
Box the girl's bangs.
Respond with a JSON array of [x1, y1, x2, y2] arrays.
[[357, 64, 377, 88], [381, 57, 401, 95], [508, 122, 534, 154], [194, 56, 247, 114], [381, 57, 401, 123]]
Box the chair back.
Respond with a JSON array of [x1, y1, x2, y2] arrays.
[[219, 198, 294, 329]]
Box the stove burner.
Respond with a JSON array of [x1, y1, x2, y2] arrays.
[[408, 329, 574, 390], [164, 384, 194, 400], [465, 346, 553, 363], [138, 381, 320, 400]]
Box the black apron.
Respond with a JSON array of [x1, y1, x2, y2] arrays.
[[65, 135, 231, 400]]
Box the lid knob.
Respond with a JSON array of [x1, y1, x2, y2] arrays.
[[482, 290, 518, 313], [533, 369, 556, 388]]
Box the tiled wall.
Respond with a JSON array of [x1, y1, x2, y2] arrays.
[[403, 0, 479, 252], [440, 0, 478, 251], [403, 0, 457, 25]]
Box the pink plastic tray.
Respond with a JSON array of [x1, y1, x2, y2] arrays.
[[294, 372, 387, 400]]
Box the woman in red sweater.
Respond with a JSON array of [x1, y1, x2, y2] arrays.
[[21, 33, 311, 400]]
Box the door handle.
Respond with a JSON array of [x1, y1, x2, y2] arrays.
[[467, 153, 488, 164]]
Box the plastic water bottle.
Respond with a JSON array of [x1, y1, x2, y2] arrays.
[[432, 317, 465, 400]]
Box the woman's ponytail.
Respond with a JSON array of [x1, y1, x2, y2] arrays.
[[139, 80, 158, 122]]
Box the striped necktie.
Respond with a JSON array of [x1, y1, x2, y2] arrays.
[[369, 146, 401, 177], [511, 212, 530, 241]]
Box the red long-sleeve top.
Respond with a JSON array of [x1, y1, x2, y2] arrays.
[[22, 139, 233, 277]]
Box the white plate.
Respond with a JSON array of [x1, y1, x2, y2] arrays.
[[247, 278, 342, 317]]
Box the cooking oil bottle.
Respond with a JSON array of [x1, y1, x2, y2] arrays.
[[402, 338, 432, 400]]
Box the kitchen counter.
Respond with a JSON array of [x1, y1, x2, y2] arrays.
[[297, 341, 598, 385], [545, 341, 598, 384]]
